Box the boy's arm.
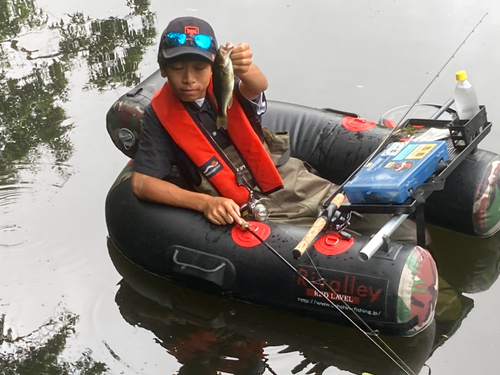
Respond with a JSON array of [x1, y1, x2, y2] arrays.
[[228, 42, 268, 100], [131, 171, 243, 226]]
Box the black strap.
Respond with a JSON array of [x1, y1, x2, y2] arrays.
[[414, 194, 427, 247], [276, 148, 291, 167], [412, 176, 446, 247]]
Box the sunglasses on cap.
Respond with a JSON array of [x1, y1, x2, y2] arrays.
[[165, 32, 213, 50]]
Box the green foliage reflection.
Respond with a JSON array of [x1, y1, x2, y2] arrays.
[[0, 57, 73, 185], [52, 7, 156, 90], [0, 312, 108, 374], [0, 0, 156, 185], [0, 0, 48, 41]]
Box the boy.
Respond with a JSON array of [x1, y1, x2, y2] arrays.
[[132, 16, 334, 227]]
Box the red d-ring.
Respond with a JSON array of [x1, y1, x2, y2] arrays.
[[314, 233, 354, 255], [341, 117, 377, 132], [231, 222, 271, 248]]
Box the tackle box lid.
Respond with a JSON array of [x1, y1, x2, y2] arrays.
[[343, 141, 449, 204]]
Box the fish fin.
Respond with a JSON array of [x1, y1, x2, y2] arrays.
[[217, 115, 228, 130], [228, 96, 233, 109]]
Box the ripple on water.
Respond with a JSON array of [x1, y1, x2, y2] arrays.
[[0, 224, 29, 247], [0, 163, 87, 288], [0, 185, 32, 249], [0, 184, 24, 210], [0, 184, 35, 247]]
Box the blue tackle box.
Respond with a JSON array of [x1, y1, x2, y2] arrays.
[[343, 141, 449, 204]]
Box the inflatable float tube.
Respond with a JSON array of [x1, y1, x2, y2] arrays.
[[109, 238, 437, 375], [105, 70, 500, 336]]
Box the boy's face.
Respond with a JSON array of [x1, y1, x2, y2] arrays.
[[161, 58, 212, 102]]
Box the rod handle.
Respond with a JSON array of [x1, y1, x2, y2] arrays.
[[292, 194, 345, 259], [240, 219, 250, 230], [330, 193, 345, 209], [292, 217, 328, 259]]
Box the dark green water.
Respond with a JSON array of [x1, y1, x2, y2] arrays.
[[1, 0, 499, 374]]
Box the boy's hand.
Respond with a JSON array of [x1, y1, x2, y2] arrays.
[[224, 41, 268, 100], [202, 195, 243, 226], [226, 42, 253, 77]]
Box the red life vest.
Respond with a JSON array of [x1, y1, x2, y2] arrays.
[[151, 81, 283, 205]]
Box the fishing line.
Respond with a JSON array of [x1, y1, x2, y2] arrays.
[[242, 11, 489, 374], [242, 222, 417, 375], [383, 12, 484, 154], [302, 249, 417, 375], [324, 11, 489, 207], [314, 10, 489, 334], [264, 361, 279, 375], [303, 249, 382, 335], [392, 12, 488, 131], [283, 11, 489, 371]]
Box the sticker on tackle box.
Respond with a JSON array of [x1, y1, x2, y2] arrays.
[[344, 141, 449, 204]]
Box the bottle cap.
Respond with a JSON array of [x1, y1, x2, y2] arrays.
[[456, 70, 467, 81]]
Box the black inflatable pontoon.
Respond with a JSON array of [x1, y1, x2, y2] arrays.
[[105, 70, 500, 336]]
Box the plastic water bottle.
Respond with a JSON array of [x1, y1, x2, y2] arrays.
[[454, 70, 480, 120]]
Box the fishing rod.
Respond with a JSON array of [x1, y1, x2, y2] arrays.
[[240, 219, 418, 375], [329, 11, 488, 204], [292, 11, 489, 259], [237, 12, 490, 374]]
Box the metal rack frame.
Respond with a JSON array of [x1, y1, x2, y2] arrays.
[[338, 106, 491, 259]]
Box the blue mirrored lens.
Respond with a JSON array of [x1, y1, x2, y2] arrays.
[[166, 32, 186, 46], [192, 34, 212, 50]]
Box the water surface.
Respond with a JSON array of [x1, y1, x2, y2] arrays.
[[1, 0, 499, 374]]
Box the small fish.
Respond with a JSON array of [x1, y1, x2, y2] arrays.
[[213, 45, 234, 130]]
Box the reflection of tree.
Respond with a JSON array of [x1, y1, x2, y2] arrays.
[[0, 56, 73, 185], [0, 0, 156, 185], [0, 312, 108, 374], [0, 0, 48, 41], [86, 8, 156, 91], [49, 0, 156, 90]]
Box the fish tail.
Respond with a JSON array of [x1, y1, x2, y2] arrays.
[[217, 115, 228, 130]]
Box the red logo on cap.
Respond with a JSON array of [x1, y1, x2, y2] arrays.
[[184, 26, 199, 38]]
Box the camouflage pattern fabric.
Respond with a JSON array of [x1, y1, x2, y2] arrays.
[[396, 246, 438, 335], [110, 162, 134, 191], [473, 158, 500, 237], [106, 100, 145, 158]]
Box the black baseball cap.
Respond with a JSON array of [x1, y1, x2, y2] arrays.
[[158, 16, 218, 62]]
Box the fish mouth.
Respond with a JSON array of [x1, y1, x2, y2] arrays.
[[219, 45, 234, 55]]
